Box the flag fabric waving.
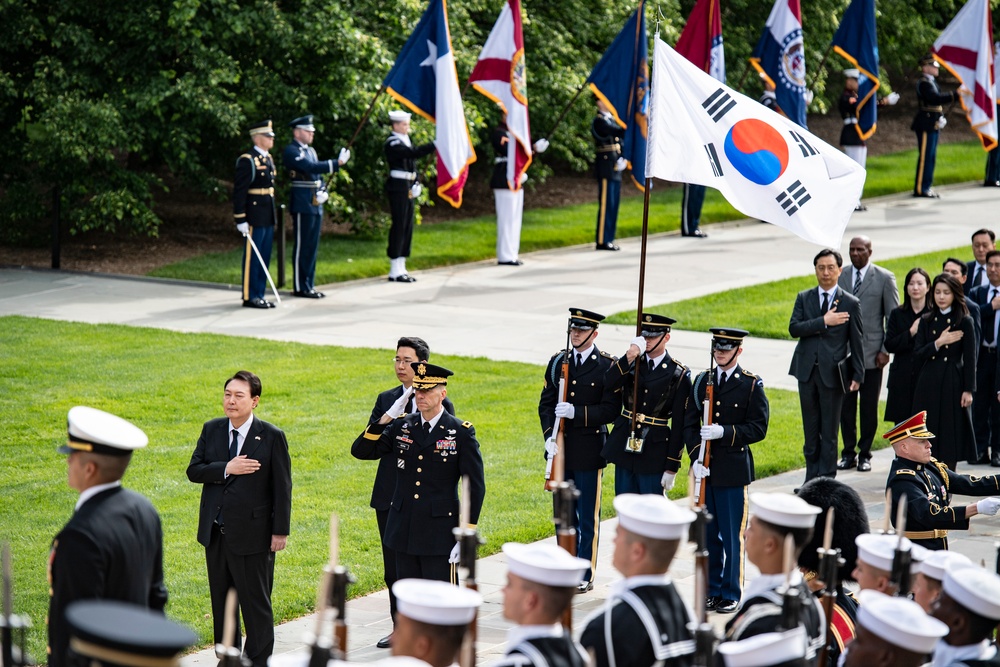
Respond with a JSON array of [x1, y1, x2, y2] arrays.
[[933, 0, 997, 150], [750, 0, 809, 128], [383, 0, 476, 207], [469, 0, 531, 190], [646, 37, 865, 247], [587, 2, 649, 190], [675, 0, 725, 83], [830, 0, 881, 140]]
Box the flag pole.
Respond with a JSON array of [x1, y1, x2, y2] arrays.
[[346, 85, 387, 149], [543, 81, 589, 139], [807, 45, 833, 89]]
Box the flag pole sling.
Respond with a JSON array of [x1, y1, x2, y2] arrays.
[[346, 85, 387, 149], [544, 81, 589, 139]]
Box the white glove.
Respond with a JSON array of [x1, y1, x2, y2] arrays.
[[661, 471, 676, 491], [630, 336, 646, 352], [449, 542, 461, 564], [554, 402, 575, 420], [804, 90, 815, 105], [885, 92, 900, 105], [544, 437, 559, 457], [236, 222, 250, 235], [315, 191, 329, 205], [533, 138, 549, 153], [700, 424, 724, 441], [385, 388, 414, 420], [615, 157, 628, 172], [977, 497, 1000, 516], [692, 461, 711, 480], [519, 172, 528, 185], [338, 147, 351, 164], [935, 117, 948, 130], [410, 183, 423, 199]]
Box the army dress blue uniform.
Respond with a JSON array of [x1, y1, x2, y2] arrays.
[[911, 59, 959, 197], [592, 112, 625, 250], [233, 126, 278, 306], [385, 132, 435, 272], [493, 627, 590, 667]]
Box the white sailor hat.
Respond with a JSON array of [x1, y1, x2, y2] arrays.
[[716, 626, 807, 667], [943, 566, 1000, 620], [919, 549, 973, 581], [749, 492, 821, 530], [502, 542, 590, 587], [59, 406, 148, 456], [389, 110, 412, 123], [854, 533, 924, 574], [392, 579, 481, 625], [857, 589, 947, 654], [843, 68, 860, 79], [613, 493, 695, 541]]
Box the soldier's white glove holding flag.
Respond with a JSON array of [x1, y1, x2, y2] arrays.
[[700, 424, 724, 441], [692, 461, 711, 480], [236, 222, 250, 235], [533, 138, 549, 153], [544, 437, 558, 459], [338, 147, 351, 165], [554, 402, 575, 419], [410, 183, 422, 199], [520, 172, 528, 185], [629, 336, 646, 356], [885, 92, 900, 105], [661, 471, 676, 491], [449, 542, 461, 563], [936, 117, 948, 130], [384, 387, 414, 420], [315, 191, 329, 205], [804, 90, 815, 105], [615, 157, 628, 172]]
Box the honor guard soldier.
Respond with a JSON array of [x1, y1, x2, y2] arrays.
[[539, 308, 618, 592], [837, 70, 898, 211], [912, 549, 973, 613], [49, 407, 167, 667], [385, 110, 436, 283], [493, 543, 591, 667], [843, 590, 948, 667], [490, 113, 548, 266], [722, 493, 825, 664], [352, 363, 485, 584], [234, 120, 278, 309], [64, 600, 196, 667], [912, 54, 959, 198], [387, 579, 482, 667], [592, 98, 625, 251], [852, 533, 925, 596], [717, 626, 809, 667], [884, 411, 1000, 550], [283, 114, 350, 299], [603, 313, 699, 496], [929, 567, 1000, 667], [578, 494, 697, 667], [691, 327, 769, 614]]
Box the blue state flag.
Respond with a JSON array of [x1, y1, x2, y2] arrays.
[[750, 0, 809, 129], [831, 0, 880, 140], [587, 1, 649, 190]]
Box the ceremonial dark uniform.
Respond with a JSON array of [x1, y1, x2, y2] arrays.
[[578, 576, 695, 667], [385, 134, 435, 261], [815, 587, 858, 667], [911, 73, 958, 196], [539, 346, 618, 584], [838, 90, 864, 148], [352, 410, 485, 582], [722, 578, 825, 666], [887, 455, 1000, 550], [48, 487, 168, 667], [233, 147, 277, 303], [491, 126, 512, 190], [592, 112, 624, 248], [690, 365, 769, 604], [493, 628, 590, 667], [680, 184, 707, 237], [283, 139, 339, 295], [759, 91, 779, 113]]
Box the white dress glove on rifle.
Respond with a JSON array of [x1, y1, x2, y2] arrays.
[[544, 437, 559, 458], [555, 402, 575, 420], [615, 157, 628, 172], [410, 183, 423, 198], [449, 542, 461, 563], [661, 471, 676, 491], [338, 147, 351, 164], [885, 92, 900, 105], [533, 138, 549, 153], [977, 497, 1000, 516], [385, 388, 414, 420], [630, 336, 646, 353], [692, 461, 711, 480], [236, 222, 250, 235], [315, 191, 329, 205], [935, 117, 948, 130], [700, 424, 724, 441]]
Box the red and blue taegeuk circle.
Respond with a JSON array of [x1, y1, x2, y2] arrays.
[[723, 119, 789, 185]]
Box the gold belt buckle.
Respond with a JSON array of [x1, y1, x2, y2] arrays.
[[626, 416, 645, 453]]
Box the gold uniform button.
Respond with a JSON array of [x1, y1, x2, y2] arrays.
[[414, 494, 420, 499], [416, 481, 421, 486], [715, 412, 720, 418], [418, 455, 424, 460], [417, 468, 422, 473], [570, 392, 575, 397], [572, 380, 577, 385]]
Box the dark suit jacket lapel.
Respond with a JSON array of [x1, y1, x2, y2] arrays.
[[718, 366, 741, 396], [241, 417, 266, 459]]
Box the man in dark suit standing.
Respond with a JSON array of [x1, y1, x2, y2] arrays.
[[789, 248, 864, 483], [837, 236, 898, 472], [966, 229, 996, 295], [49, 406, 167, 667], [187, 370, 292, 667], [969, 250, 1000, 466]]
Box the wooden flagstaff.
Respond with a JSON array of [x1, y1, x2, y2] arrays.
[[543, 81, 590, 141], [346, 85, 388, 149]]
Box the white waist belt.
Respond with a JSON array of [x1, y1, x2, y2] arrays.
[[843, 118, 858, 125], [389, 170, 417, 180]]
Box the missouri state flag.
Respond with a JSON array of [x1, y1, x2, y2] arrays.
[[831, 0, 881, 140], [675, 0, 725, 83], [750, 0, 809, 129], [383, 0, 476, 207], [469, 0, 532, 190], [646, 37, 865, 247], [933, 0, 997, 150], [587, 1, 649, 190]]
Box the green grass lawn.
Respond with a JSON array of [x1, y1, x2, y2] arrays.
[[608, 245, 969, 339], [149, 142, 987, 286], [1, 315, 889, 658]]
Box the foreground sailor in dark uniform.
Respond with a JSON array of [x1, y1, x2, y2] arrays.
[[385, 110, 436, 283], [493, 542, 591, 667], [578, 494, 697, 667], [388, 579, 481, 667], [283, 114, 350, 299], [842, 590, 947, 667], [352, 362, 485, 583], [691, 327, 769, 614], [883, 410, 1000, 550], [539, 308, 618, 592], [603, 314, 699, 496], [929, 566, 1000, 667], [234, 120, 278, 309], [64, 600, 196, 667], [592, 98, 626, 251], [49, 407, 167, 667], [912, 54, 960, 198]]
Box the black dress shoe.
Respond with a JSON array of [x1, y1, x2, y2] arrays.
[[242, 298, 271, 309], [716, 599, 739, 614], [857, 458, 872, 472], [682, 229, 708, 238], [292, 289, 325, 298], [576, 581, 594, 594], [836, 456, 857, 470], [985, 181, 1000, 187], [595, 242, 620, 251], [376, 633, 392, 649], [498, 259, 524, 266], [854, 204, 868, 212], [388, 274, 417, 283], [992, 452, 1000, 467], [705, 596, 720, 611]]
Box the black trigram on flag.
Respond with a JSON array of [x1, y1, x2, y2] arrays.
[[704, 143, 724, 177], [789, 131, 818, 157], [702, 88, 736, 123], [775, 180, 811, 215]]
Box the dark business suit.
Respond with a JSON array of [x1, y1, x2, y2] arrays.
[[966, 260, 989, 296], [789, 286, 864, 481], [187, 416, 292, 667], [48, 487, 167, 667], [837, 264, 898, 462], [970, 284, 1000, 462]]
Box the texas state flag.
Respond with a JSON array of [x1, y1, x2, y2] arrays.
[[383, 0, 476, 207], [750, 0, 809, 129]]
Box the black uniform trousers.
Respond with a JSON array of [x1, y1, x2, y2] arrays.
[[681, 184, 706, 236], [799, 370, 845, 480], [914, 129, 940, 195], [375, 508, 399, 618], [839, 367, 883, 461], [386, 183, 415, 259], [395, 552, 454, 585], [242, 225, 273, 302]]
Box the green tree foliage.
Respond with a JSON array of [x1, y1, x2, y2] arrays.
[[0, 0, 984, 242]]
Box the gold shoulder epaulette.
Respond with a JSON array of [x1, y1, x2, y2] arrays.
[[895, 469, 916, 476], [462, 420, 473, 428], [238, 153, 253, 160], [674, 360, 689, 373], [600, 350, 616, 359], [742, 368, 759, 378]]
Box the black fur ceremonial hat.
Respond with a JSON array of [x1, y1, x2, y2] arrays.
[[795, 477, 869, 581]]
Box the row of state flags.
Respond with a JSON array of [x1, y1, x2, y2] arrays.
[[378, 0, 996, 246]]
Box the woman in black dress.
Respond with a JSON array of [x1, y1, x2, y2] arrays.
[[884, 268, 931, 423], [912, 273, 976, 470]]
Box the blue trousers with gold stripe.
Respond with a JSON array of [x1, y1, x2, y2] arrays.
[[559, 468, 603, 584], [914, 129, 939, 195], [241, 225, 273, 302], [704, 483, 748, 602], [595, 178, 620, 245]]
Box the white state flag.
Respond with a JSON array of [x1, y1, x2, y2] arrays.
[[646, 36, 866, 247]]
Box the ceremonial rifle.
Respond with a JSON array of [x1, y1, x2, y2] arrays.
[[545, 320, 573, 491], [1, 542, 31, 667], [693, 347, 716, 507], [217, 589, 250, 667], [889, 498, 912, 597], [455, 477, 483, 667], [688, 488, 716, 667], [553, 474, 580, 630], [778, 535, 802, 632], [995, 541, 1000, 576], [815, 508, 844, 667]]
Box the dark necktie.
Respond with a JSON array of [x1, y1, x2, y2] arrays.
[[976, 266, 984, 288], [576, 353, 583, 368], [853, 271, 862, 295], [717, 370, 727, 390], [648, 358, 655, 373], [422, 421, 431, 436], [229, 429, 239, 460], [992, 288, 999, 345], [821, 291, 830, 314]]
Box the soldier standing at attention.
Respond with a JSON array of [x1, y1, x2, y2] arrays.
[[234, 120, 278, 309], [592, 98, 625, 251], [385, 110, 436, 283], [912, 54, 960, 198]]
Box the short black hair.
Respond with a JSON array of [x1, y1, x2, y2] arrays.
[[972, 228, 996, 242], [814, 248, 843, 267], [225, 370, 262, 398], [942, 257, 968, 276], [397, 337, 430, 361], [756, 517, 814, 553], [987, 249, 1000, 263]]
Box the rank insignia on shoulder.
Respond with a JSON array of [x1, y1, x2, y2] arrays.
[[462, 420, 472, 428]]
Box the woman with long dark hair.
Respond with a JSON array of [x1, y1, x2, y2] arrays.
[[884, 268, 932, 423]]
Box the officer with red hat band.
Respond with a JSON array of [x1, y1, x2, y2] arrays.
[[885, 411, 1000, 550]]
